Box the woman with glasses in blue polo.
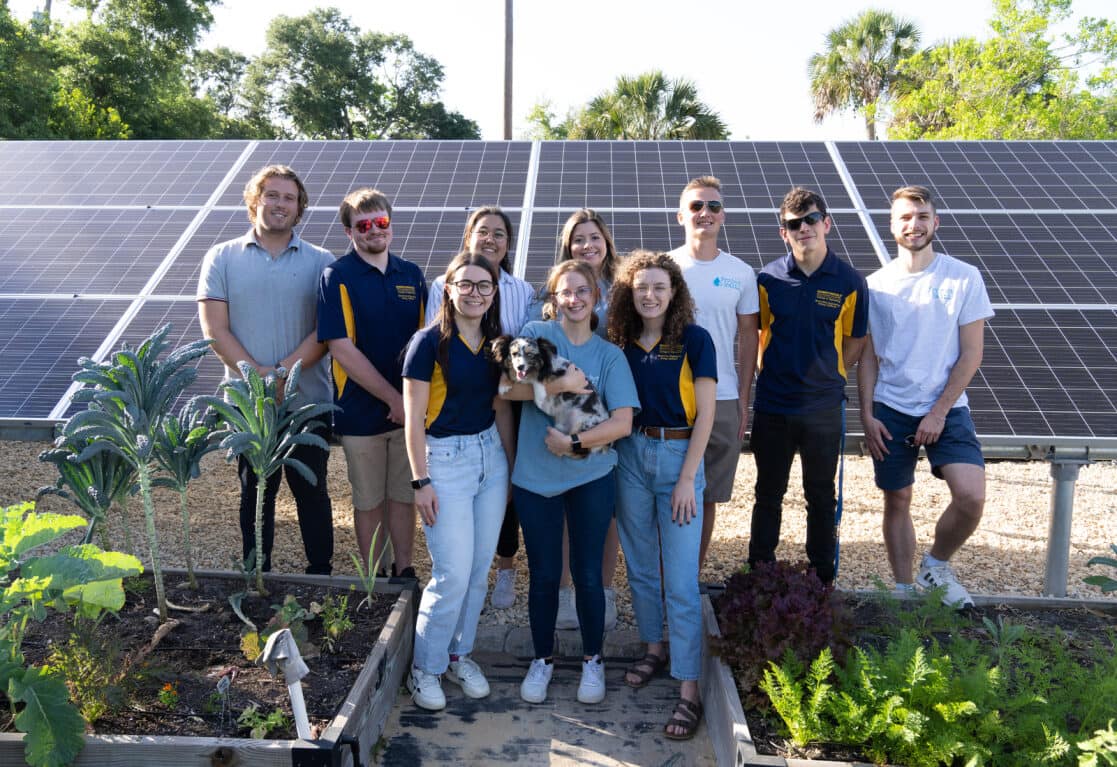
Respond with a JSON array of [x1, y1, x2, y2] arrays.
[[606, 250, 717, 741], [403, 251, 515, 712]]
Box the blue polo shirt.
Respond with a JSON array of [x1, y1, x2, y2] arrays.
[[755, 248, 868, 414], [402, 325, 499, 438], [318, 250, 426, 435], [624, 324, 717, 429]]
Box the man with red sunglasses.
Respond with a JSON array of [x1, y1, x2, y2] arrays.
[[668, 176, 760, 571], [318, 188, 426, 580], [198, 164, 336, 575], [748, 187, 868, 585]]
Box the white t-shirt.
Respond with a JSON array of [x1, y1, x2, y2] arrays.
[[867, 252, 994, 416], [669, 247, 760, 400]]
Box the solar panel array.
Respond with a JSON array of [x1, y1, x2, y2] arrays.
[[1, 139, 1114, 447]]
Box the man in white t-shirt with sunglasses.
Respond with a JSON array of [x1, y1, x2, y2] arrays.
[[669, 176, 760, 571]]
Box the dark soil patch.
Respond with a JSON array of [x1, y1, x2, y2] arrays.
[[723, 595, 1117, 763], [8, 575, 396, 740]]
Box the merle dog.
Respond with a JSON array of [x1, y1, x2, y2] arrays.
[[490, 335, 610, 453]]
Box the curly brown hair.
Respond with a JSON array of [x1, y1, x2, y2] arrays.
[[243, 165, 309, 226], [606, 250, 695, 347]]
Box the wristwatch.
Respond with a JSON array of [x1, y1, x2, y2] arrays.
[[274, 363, 289, 380], [410, 477, 432, 490], [570, 433, 589, 456]]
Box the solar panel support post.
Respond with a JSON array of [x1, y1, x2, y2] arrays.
[[1044, 457, 1089, 597]]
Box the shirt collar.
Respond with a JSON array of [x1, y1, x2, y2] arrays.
[[344, 247, 399, 273], [241, 229, 302, 255], [784, 246, 839, 278]]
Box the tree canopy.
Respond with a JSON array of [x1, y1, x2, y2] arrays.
[[527, 71, 729, 140]]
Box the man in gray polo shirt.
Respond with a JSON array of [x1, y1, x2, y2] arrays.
[[197, 164, 336, 575]]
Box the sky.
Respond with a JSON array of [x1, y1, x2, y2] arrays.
[[11, 0, 1114, 140]]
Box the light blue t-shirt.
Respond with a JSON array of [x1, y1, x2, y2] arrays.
[[510, 321, 640, 497]]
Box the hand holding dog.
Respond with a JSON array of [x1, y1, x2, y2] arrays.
[[546, 364, 590, 396], [545, 426, 576, 457]]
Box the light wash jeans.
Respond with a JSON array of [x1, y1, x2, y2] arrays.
[[413, 423, 508, 674], [615, 432, 705, 681]]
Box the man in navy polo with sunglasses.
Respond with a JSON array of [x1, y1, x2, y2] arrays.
[[669, 175, 760, 571], [748, 187, 868, 585], [318, 188, 426, 580]]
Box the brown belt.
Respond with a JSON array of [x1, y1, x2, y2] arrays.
[[639, 426, 692, 440]]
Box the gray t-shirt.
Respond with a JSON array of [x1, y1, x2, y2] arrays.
[[197, 230, 335, 404]]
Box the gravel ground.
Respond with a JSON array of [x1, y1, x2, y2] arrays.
[[5, 440, 1116, 630]]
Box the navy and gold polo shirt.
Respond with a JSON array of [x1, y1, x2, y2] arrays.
[[401, 325, 500, 438], [318, 250, 426, 435], [624, 324, 718, 429], [755, 248, 868, 415]]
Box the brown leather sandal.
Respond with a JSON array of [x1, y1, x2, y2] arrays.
[[664, 698, 703, 740], [624, 653, 668, 689]]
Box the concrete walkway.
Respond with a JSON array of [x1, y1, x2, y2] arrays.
[[379, 629, 717, 767]]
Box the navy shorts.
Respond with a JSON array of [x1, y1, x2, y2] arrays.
[[871, 402, 984, 491]]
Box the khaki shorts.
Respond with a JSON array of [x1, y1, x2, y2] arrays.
[[703, 399, 743, 504], [340, 430, 414, 510]]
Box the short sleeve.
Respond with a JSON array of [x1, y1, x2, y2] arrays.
[[197, 245, 227, 301], [735, 265, 760, 315], [958, 270, 994, 326], [850, 273, 870, 338], [689, 326, 718, 381], [402, 330, 437, 382], [317, 265, 348, 342]]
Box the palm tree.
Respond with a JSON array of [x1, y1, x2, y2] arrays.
[[571, 71, 729, 140], [808, 10, 921, 140]]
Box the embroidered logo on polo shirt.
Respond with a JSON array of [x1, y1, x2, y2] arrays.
[[396, 285, 417, 301], [816, 289, 843, 309], [713, 276, 742, 290]]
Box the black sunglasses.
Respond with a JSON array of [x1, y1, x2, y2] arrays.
[[688, 200, 724, 214], [781, 211, 826, 231], [353, 216, 390, 233]]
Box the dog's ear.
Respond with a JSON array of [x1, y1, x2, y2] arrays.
[[536, 337, 558, 357], [490, 334, 511, 362]]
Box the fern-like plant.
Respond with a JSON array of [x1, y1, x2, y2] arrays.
[[37, 434, 136, 550], [152, 397, 220, 589], [61, 324, 212, 622], [198, 360, 335, 595]]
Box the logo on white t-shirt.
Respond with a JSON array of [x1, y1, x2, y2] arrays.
[[713, 276, 741, 290]]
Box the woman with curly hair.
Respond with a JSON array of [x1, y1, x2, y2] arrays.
[[607, 250, 717, 740]]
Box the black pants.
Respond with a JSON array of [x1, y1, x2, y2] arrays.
[[495, 401, 523, 560], [238, 419, 334, 575], [748, 406, 843, 584]]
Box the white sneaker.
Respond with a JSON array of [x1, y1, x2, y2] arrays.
[[408, 667, 446, 711], [446, 655, 490, 699], [520, 658, 553, 703], [556, 586, 579, 630], [915, 560, 974, 608], [577, 655, 606, 704], [603, 587, 617, 631], [491, 568, 516, 610]]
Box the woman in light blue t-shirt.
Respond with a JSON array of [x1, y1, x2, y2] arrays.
[[502, 260, 638, 707]]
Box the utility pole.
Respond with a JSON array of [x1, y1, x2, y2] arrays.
[[504, 0, 513, 139]]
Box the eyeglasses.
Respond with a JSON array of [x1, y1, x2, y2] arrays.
[[353, 216, 390, 233], [555, 285, 594, 300], [781, 211, 826, 231], [688, 200, 724, 214], [450, 279, 494, 296], [472, 227, 508, 242]]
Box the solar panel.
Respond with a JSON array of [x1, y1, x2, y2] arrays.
[[836, 141, 1117, 211], [0, 140, 249, 207]]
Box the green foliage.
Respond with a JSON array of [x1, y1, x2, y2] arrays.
[[0, 502, 142, 767], [0, 7, 64, 138], [1078, 721, 1117, 766], [529, 70, 729, 140], [43, 622, 124, 723], [889, 0, 1117, 139], [350, 523, 383, 611], [1084, 544, 1117, 593], [199, 361, 334, 595], [312, 591, 354, 653], [237, 703, 290, 739], [62, 324, 212, 623], [808, 9, 921, 139]]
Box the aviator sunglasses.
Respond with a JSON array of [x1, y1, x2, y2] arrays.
[[688, 200, 724, 214], [781, 211, 826, 231], [353, 216, 391, 233]]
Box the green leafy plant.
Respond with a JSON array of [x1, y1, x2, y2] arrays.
[[349, 522, 384, 611], [62, 324, 212, 622], [237, 703, 290, 739], [37, 435, 136, 551], [42, 618, 125, 723], [152, 397, 220, 589], [312, 591, 354, 653], [199, 360, 335, 595], [157, 681, 179, 708], [234, 594, 318, 662], [1084, 544, 1117, 593], [1078, 720, 1117, 767], [0, 502, 143, 767]]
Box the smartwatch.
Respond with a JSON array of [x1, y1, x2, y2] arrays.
[[570, 433, 589, 456], [274, 363, 289, 380], [410, 477, 432, 490]]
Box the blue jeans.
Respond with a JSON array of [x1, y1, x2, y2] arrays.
[[413, 424, 508, 674], [615, 433, 705, 681], [513, 471, 616, 659]]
